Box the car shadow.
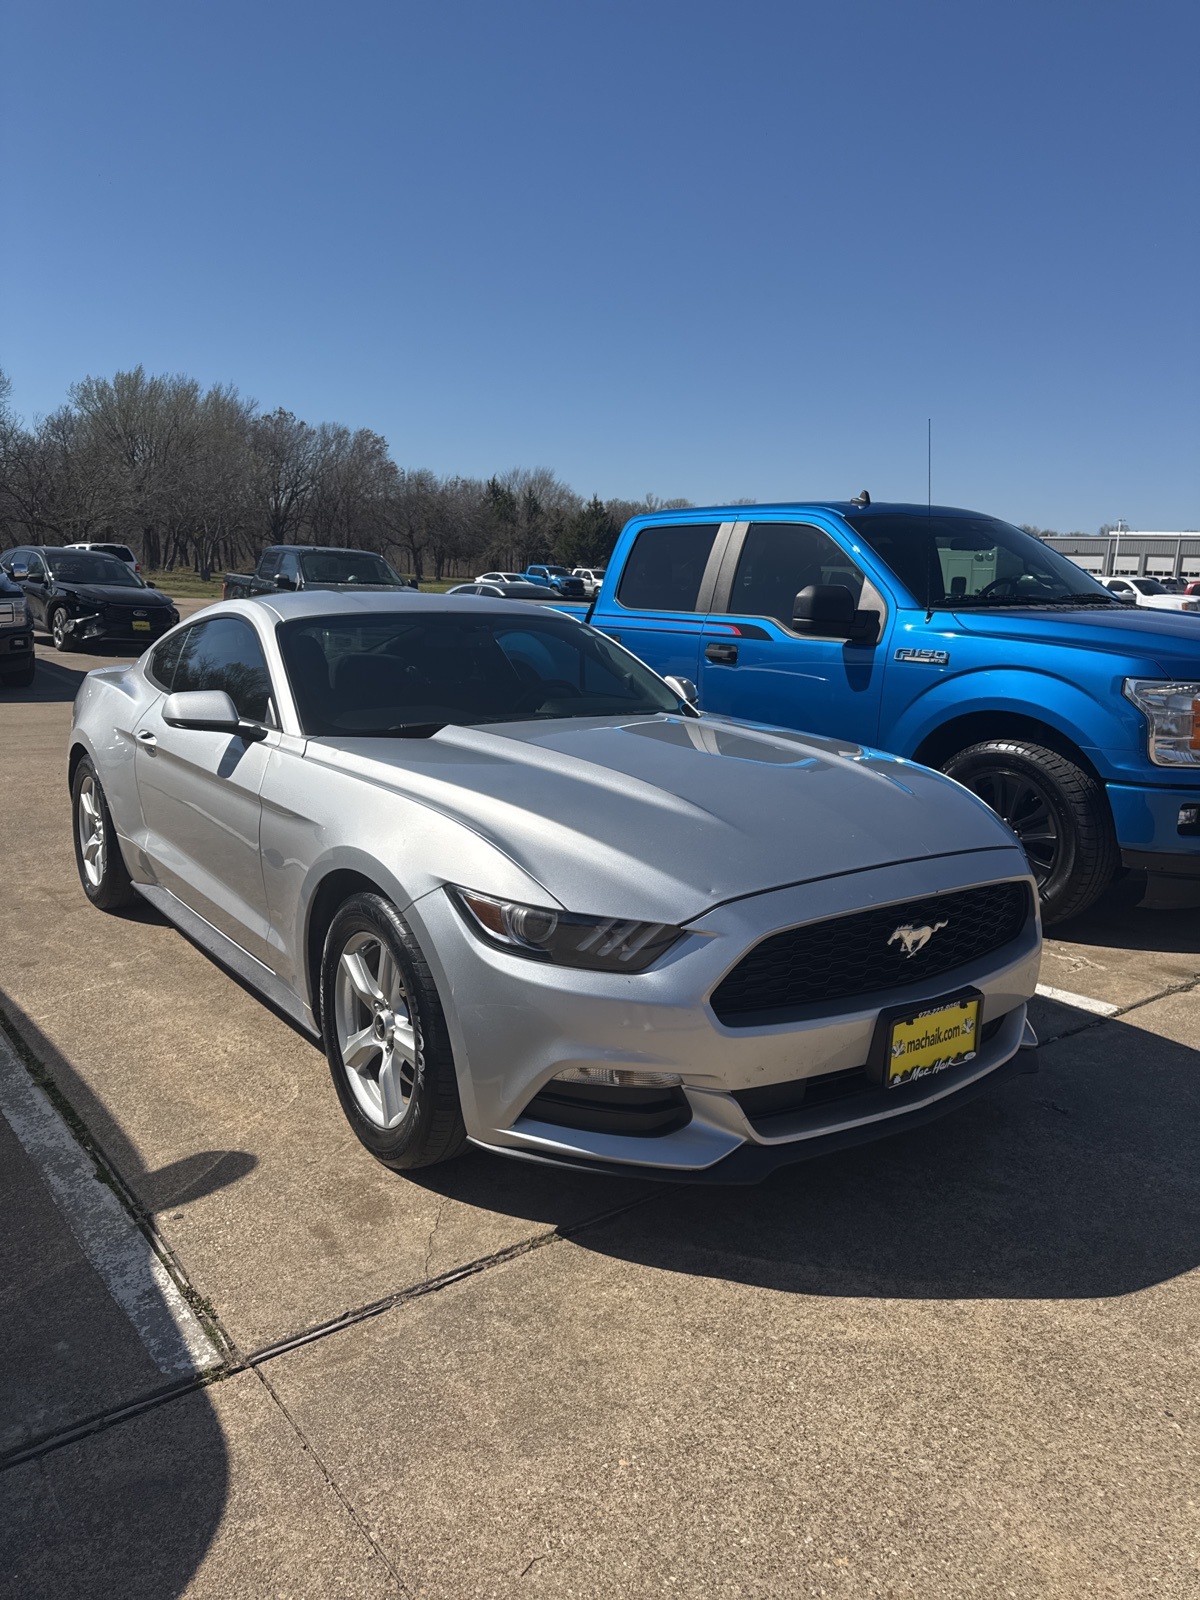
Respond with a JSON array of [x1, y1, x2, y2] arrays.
[[0, 995, 256, 1597], [1053, 881, 1200, 956], [4, 653, 95, 704], [413, 1002, 1200, 1302]]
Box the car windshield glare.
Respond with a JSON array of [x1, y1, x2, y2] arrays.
[[844, 513, 1116, 608], [49, 553, 145, 587], [278, 611, 683, 736], [299, 551, 403, 585]]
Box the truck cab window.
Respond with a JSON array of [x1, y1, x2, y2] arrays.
[[726, 523, 864, 627], [616, 524, 720, 612]]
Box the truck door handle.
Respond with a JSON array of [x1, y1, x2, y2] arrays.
[[136, 730, 158, 752], [705, 641, 739, 665]]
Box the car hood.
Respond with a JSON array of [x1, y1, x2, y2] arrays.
[[304, 713, 1022, 923], [55, 582, 174, 607], [949, 605, 1200, 675]]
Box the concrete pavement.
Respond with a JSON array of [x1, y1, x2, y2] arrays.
[[1, 628, 1198, 1597]]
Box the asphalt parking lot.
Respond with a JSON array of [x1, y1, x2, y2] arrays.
[[2, 619, 1198, 1598]]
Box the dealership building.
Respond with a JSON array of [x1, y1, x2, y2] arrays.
[[1043, 530, 1200, 581]]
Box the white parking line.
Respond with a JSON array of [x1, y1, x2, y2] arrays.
[[1034, 983, 1120, 1017], [0, 1030, 222, 1377]]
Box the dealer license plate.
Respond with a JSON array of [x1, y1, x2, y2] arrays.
[[886, 995, 980, 1088], [132, 619, 151, 630]]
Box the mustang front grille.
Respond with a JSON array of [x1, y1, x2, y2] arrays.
[[710, 882, 1031, 1026]]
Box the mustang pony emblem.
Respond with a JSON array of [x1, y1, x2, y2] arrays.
[[888, 920, 948, 958]]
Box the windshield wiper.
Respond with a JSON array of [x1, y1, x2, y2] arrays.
[[381, 722, 445, 738]]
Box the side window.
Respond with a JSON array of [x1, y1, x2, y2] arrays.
[[258, 550, 282, 580], [25, 552, 47, 581], [277, 551, 300, 585], [726, 523, 865, 628], [147, 628, 187, 690], [173, 616, 275, 724], [616, 524, 720, 613]]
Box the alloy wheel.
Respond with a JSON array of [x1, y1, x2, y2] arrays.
[[332, 931, 418, 1129], [967, 767, 1060, 885], [76, 774, 107, 887], [52, 610, 68, 649]]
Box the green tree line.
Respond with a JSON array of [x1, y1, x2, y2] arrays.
[[0, 367, 693, 580]]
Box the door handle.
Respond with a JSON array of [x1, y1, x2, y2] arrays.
[[136, 730, 158, 752], [705, 641, 739, 665]]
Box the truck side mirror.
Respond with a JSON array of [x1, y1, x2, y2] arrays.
[[792, 584, 880, 642], [275, 573, 297, 591]]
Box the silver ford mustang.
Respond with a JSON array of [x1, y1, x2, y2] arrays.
[[68, 591, 1041, 1181]]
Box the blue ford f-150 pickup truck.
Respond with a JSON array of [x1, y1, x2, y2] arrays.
[[578, 501, 1200, 924]]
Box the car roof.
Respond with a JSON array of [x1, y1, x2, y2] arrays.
[[234, 589, 581, 623], [632, 501, 996, 523]]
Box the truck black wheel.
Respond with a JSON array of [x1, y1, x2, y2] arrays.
[[71, 758, 139, 911], [2, 657, 35, 687], [942, 739, 1118, 925], [320, 892, 468, 1171]]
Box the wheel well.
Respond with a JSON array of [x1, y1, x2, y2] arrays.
[[913, 712, 1104, 786], [305, 869, 388, 1029], [67, 742, 88, 792]]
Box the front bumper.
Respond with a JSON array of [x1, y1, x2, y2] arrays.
[[405, 846, 1041, 1177], [0, 628, 33, 662], [60, 612, 173, 647], [1107, 781, 1200, 873]]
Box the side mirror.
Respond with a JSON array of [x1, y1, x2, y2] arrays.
[[275, 573, 297, 590], [791, 584, 880, 642], [11, 563, 30, 580], [664, 674, 698, 705], [161, 689, 268, 741]]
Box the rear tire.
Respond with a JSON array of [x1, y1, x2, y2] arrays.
[[942, 739, 1118, 925], [320, 893, 467, 1171], [71, 758, 139, 911]]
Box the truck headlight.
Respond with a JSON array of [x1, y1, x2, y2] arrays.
[[450, 887, 683, 971], [1124, 679, 1200, 766]]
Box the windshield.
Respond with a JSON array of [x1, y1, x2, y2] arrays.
[[278, 611, 683, 735], [48, 553, 145, 587], [298, 550, 404, 585], [843, 513, 1118, 608], [1132, 578, 1167, 595]]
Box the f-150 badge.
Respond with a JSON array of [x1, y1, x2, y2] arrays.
[[894, 648, 950, 665]]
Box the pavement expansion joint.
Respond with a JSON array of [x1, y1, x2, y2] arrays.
[[0, 1175, 666, 1475]]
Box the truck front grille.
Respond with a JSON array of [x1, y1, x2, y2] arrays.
[[710, 882, 1031, 1026]]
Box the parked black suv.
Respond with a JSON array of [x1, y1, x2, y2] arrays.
[[0, 566, 34, 686], [0, 546, 178, 651]]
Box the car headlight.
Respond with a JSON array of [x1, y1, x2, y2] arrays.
[[1124, 679, 1200, 766], [450, 887, 683, 971]]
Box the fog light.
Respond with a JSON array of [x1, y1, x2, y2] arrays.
[[553, 1066, 683, 1088], [1179, 805, 1200, 837]]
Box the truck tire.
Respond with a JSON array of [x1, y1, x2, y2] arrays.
[[320, 892, 468, 1171], [942, 739, 1118, 926], [2, 656, 35, 687]]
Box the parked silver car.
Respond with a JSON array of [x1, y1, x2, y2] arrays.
[[68, 591, 1040, 1180]]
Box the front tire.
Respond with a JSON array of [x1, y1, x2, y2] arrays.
[[320, 893, 467, 1170], [2, 657, 35, 687], [942, 739, 1118, 925], [50, 607, 75, 652], [71, 758, 138, 910]]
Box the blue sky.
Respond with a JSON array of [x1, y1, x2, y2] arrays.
[[2, 0, 1196, 530]]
